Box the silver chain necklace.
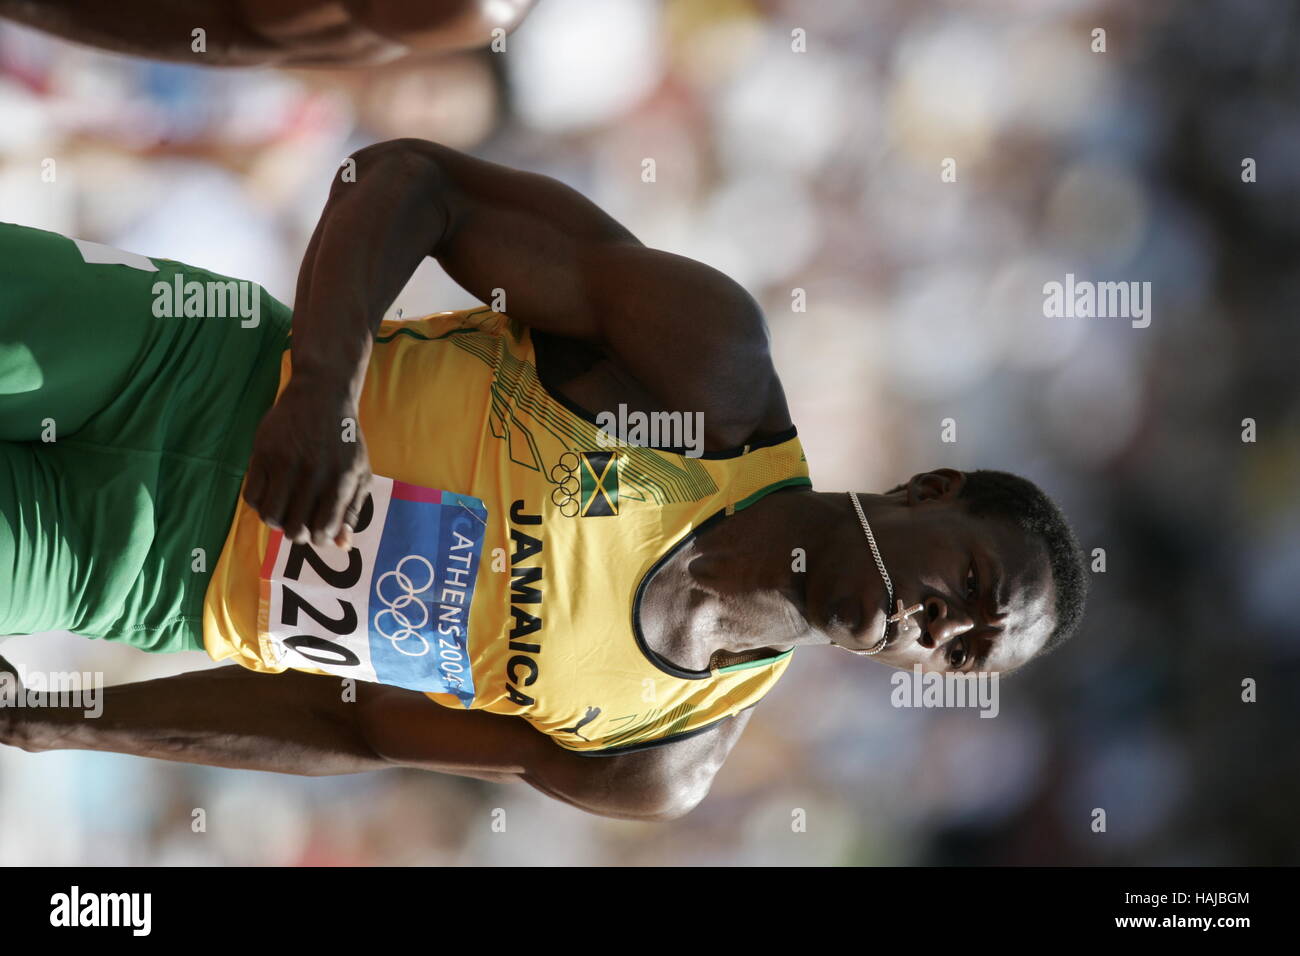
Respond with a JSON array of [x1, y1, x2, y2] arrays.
[[846, 492, 924, 655]]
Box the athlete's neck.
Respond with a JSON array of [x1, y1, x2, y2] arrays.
[[640, 488, 890, 670]]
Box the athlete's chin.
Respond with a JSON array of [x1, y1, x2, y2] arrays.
[[837, 606, 890, 651], [866, 650, 914, 670], [813, 604, 895, 659], [817, 615, 888, 654]]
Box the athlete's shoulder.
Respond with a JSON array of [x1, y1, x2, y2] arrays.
[[563, 707, 759, 818]]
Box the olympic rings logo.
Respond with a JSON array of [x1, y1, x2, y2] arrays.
[[373, 555, 436, 657], [549, 452, 582, 517]]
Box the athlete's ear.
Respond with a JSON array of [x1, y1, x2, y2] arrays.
[[905, 469, 965, 505]]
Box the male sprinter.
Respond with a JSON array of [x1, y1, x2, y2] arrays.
[[0, 0, 535, 66], [0, 139, 1088, 821]]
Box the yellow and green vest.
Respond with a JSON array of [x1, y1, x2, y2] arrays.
[[203, 308, 810, 753]]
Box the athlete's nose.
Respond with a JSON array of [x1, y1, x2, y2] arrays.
[[914, 596, 973, 649]]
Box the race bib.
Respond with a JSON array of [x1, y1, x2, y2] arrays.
[[258, 477, 487, 706]]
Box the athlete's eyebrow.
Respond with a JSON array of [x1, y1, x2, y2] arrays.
[[980, 551, 1020, 671], [972, 549, 998, 616], [969, 553, 1005, 669]]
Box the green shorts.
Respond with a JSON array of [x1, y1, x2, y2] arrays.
[[0, 221, 290, 652]]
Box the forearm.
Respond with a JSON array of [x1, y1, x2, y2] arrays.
[[0, 0, 277, 64], [4, 664, 386, 776], [287, 145, 451, 400], [358, 688, 687, 819], [0, 657, 699, 815]]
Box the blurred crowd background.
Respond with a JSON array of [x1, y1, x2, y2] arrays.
[[2, 0, 1297, 865]]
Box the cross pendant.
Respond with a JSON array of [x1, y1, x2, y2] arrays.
[[886, 599, 925, 626]]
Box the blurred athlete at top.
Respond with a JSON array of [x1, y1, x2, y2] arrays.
[[0, 0, 536, 66], [0, 139, 1088, 820]]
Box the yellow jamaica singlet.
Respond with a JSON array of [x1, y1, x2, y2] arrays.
[[203, 308, 811, 754]]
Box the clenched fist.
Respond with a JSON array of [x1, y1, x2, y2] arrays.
[[243, 375, 372, 549]]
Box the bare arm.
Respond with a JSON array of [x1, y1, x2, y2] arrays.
[[0, 0, 535, 67], [244, 138, 777, 547], [1, 0, 280, 64], [363, 683, 759, 821], [287, 137, 770, 420], [0, 661, 738, 821]]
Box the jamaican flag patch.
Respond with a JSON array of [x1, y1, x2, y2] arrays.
[[579, 450, 619, 516]]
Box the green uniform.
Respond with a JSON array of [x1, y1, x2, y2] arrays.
[[0, 221, 289, 651]]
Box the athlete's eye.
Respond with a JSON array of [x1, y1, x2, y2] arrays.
[[964, 562, 978, 600], [948, 639, 968, 669]]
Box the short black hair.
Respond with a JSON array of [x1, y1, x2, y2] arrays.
[[955, 469, 1088, 660]]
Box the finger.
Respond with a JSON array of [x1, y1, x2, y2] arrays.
[[333, 525, 353, 551], [309, 475, 351, 549], [279, 481, 317, 541], [333, 482, 369, 549], [259, 466, 299, 533], [281, 472, 324, 545]]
